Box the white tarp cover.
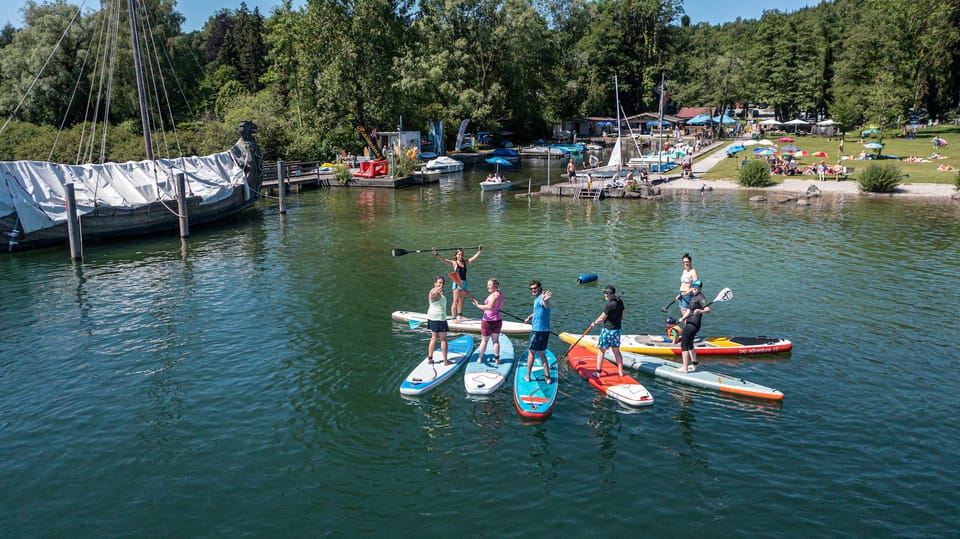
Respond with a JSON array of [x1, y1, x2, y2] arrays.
[[0, 141, 248, 234]]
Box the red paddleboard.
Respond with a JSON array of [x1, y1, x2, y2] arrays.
[[566, 345, 653, 407]]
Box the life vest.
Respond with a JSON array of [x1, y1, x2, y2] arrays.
[[666, 324, 682, 343]]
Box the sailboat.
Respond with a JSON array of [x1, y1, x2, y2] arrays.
[[0, 0, 262, 253]]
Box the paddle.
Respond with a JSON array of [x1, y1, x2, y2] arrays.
[[560, 322, 596, 360], [391, 245, 480, 257], [659, 298, 677, 313], [447, 271, 480, 302], [705, 287, 733, 307]]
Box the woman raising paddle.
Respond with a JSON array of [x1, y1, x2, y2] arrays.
[[433, 245, 482, 321]]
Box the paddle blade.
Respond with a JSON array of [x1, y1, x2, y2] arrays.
[[713, 287, 733, 303], [409, 319, 424, 329], [391, 248, 408, 256]]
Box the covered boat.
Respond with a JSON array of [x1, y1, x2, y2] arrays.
[[424, 155, 464, 172]]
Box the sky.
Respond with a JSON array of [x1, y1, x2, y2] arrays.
[[2, 1, 816, 33]]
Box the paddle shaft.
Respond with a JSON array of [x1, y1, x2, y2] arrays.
[[659, 298, 677, 312], [391, 245, 480, 257], [561, 323, 596, 360]]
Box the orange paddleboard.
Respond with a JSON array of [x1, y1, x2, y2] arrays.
[[567, 345, 653, 407]]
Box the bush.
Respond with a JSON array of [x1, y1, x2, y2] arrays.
[[954, 171, 960, 192], [391, 145, 418, 178], [858, 162, 902, 193], [333, 165, 352, 185], [737, 160, 771, 187]]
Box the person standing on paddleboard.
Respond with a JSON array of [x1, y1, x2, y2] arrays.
[[433, 245, 482, 321], [471, 278, 503, 364], [675, 253, 699, 319], [426, 275, 451, 366], [591, 285, 626, 378], [677, 280, 709, 373], [523, 280, 553, 384]]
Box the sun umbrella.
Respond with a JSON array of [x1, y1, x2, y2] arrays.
[[757, 139, 776, 146], [782, 144, 801, 152], [743, 140, 760, 146], [813, 151, 828, 157], [865, 142, 883, 150], [485, 156, 512, 174], [795, 150, 810, 157], [756, 148, 776, 156], [778, 137, 794, 143], [726, 145, 746, 154]]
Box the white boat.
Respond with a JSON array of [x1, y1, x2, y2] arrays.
[[424, 156, 464, 172], [518, 145, 567, 157], [479, 176, 511, 191]]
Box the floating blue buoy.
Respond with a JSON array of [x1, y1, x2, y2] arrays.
[[577, 273, 598, 284]]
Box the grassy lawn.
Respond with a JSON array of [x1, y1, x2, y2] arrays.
[[699, 124, 960, 185]]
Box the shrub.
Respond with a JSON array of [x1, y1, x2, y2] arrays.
[[954, 171, 960, 192], [391, 145, 418, 178], [334, 165, 352, 185], [858, 162, 902, 193], [737, 160, 771, 187]]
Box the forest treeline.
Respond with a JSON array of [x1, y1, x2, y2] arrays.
[[0, 0, 958, 162]]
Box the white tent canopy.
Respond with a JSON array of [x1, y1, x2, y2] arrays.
[[816, 119, 836, 126], [759, 118, 783, 126], [785, 119, 809, 125]]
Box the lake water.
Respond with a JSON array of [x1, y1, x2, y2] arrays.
[[2, 163, 959, 537]]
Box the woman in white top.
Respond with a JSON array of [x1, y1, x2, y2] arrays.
[[675, 253, 699, 318]]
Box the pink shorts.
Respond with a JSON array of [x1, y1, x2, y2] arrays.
[[480, 319, 503, 337]]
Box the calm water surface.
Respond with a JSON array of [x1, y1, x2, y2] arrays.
[[2, 164, 959, 537]]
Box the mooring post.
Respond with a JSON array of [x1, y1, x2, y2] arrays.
[[277, 160, 287, 214], [176, 173, 190, 238], [65, 182, 82, 261]]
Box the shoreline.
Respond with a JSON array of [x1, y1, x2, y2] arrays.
[[662, 177, 960, 199]]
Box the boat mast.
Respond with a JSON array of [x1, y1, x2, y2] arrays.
[[657, 73, 665, 173], [614, 74, 622, 174], [127, 0, 153, 160]]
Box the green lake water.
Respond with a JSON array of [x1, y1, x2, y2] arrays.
[[2, 163, 959, 536]]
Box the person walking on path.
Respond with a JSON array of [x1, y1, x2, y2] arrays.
[[523, 280, 553, 383], [677, 280, 709, 373], [426, 275, 451, 365], [590, 285, 626, 378], [434, 245, 482, 321], [471, 278, 503, 364]]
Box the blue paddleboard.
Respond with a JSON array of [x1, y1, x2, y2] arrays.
[[513, 349, 559, 419], [400, 335, 473, 396]]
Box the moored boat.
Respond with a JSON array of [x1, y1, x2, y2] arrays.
[[424, 155, 464, 173], [478, 176, 511, 191]]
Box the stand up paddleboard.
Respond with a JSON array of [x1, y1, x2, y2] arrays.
[[400, 335, 474, 396], [566, 345, 653, 407], [559, 331, 792, 356], [392, 310, 531, 335], [618, 350, 784, 401], [464, 334, 515, 395], [513, 349, 559, 419]]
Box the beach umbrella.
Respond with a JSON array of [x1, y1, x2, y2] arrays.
[[756, 148, 776, 156], [861, 128, 880, 137], [795, 150, 810, 157], [778, 137, 794, 143], [726, 144, 746, 154], [782, 144, 801, 152], [865, 142, 883, 150], [757, 139, 776, 146], [485, 156, 512, 174], [813, 151, 828, 157]]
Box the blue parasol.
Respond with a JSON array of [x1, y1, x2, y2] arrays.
[[865, 142, 883, 150], [485, 156, 513, 174]]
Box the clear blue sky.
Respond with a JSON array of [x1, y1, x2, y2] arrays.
[[1, 1, 814, 33]]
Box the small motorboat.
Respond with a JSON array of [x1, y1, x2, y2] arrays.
[[424, 156, 465, 173], [479, 175, 511, 191]]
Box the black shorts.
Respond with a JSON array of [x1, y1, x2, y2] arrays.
[[427, 320, 449, 333]]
